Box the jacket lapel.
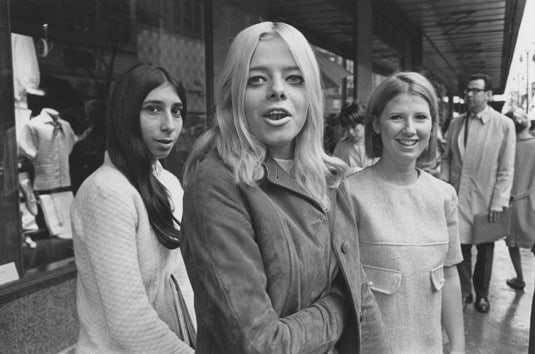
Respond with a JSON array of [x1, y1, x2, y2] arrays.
[[263, 158, 325, 212]]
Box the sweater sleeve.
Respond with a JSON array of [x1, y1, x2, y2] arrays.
[[181, 167, 347, 353], [72, 178, 193, 353]]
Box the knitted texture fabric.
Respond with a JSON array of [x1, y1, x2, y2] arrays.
[[71, 155, 193, 353], [348, 167, 463, 353]]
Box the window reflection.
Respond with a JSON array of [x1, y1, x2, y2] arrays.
[[1, 0, 207, 283]]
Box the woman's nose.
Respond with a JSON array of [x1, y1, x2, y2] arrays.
[[161, 111, 176, 131], [268, 78, 287, 100], [403, 119, 416, 134]]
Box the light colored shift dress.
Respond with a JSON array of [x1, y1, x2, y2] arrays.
[[348, 167, 463, 353], [506, 136, 535, 248]]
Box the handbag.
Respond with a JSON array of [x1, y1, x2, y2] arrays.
[[473, 208, 512, 244], [170, 273, 197, 348]]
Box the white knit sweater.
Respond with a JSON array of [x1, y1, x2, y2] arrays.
[[71, 154, 194, 353]]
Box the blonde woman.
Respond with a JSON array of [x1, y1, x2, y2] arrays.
[[181, 22, 387, 353]]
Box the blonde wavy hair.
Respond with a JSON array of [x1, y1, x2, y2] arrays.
[[183, 22, 346, 208]]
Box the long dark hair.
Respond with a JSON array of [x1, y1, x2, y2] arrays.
[[107, 64, 187, 249]]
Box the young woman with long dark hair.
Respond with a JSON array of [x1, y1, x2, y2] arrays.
[[72, 64, 195, 353]]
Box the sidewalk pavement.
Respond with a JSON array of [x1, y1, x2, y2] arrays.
[[445, 240, 532, 353]]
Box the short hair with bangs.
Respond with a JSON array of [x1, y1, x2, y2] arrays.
[[364, 71, 439, 163]]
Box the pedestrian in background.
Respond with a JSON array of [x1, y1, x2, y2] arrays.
[[440, 73, 515, 313], [181, 21, 388, 353], [348, 71, 465, 353], [323, 112, 344, 154], [504, 110, 535, 291], [71, 64, 195, 353], [334, 102, 377, 175]]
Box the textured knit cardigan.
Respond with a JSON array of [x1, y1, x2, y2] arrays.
[[71, 154, 194, 353]]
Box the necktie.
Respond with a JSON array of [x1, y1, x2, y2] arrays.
[[463, 112, 472, 148], [48, 119, 64, 137]]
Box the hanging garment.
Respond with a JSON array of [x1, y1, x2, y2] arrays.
[[11, 33, 41, 106]]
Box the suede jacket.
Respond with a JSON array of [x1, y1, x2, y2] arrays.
[[181, 154, 388, 353]]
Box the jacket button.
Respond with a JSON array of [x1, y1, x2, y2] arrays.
[[341, 241, 350, 254], [360, 310, 364, 322], [367, 281, 374, 287]]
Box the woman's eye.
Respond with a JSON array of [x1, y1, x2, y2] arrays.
[[415, 114, 430, 121], [389, 115, 403, 121], [287, 75, 304, 85], [144, 105, 162, 114], [171, 108, 183, 117], [247, 76, 266, 85]]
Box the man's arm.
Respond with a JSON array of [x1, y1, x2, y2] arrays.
[[489, 118, 516, 222]]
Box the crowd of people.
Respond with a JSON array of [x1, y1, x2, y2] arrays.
[[68, 21, 535, 353]]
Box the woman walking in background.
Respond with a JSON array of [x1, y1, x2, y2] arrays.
[[504, 110, 535, 291], [348, 72, 465, 353], [181, 22, 387, 353], [71, 64, 195, 353]]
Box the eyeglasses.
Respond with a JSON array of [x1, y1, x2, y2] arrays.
[[463, 88, 487, 95]]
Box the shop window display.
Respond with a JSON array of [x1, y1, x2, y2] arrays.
[[0, 0, 206, 293]]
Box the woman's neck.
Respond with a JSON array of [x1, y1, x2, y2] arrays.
[[374, 156, 418, 186]]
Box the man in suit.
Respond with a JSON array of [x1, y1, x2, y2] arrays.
[[440, 73, 515, 313]]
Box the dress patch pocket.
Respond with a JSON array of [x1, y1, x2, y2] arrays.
[[362, 265, 402, 295], [430, 264, 445, 291]]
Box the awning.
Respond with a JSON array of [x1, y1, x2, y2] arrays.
[[316, 51, 352, 89]]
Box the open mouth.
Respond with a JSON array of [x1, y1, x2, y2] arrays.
[[398, 139, 418, 147], [262, 108, 291, 121]]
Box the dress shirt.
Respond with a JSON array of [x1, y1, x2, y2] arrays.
[[19, 108, 78, 191]]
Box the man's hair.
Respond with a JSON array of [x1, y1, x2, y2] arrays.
[[339, 103, 366, 128], [469, 73, 493, 91]]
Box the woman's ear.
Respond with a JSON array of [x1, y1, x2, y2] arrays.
[[372, 116, 381, 134]]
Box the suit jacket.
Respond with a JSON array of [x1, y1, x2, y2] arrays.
[[440, 106, 515, 243], [181, 154, 387, 353]]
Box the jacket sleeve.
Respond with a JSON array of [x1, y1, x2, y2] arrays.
[[181, 170, 347, 353], [72, 180, 193, 353], [490, 118, 516, 210], [359, 263, 390, 353]]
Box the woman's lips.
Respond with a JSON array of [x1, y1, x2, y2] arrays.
[[155, 138, 174, 146], [397, 139, 418, 147], [262, 108, 291, 121]]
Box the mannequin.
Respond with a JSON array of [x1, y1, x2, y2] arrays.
[[18, 108, 87, 239]]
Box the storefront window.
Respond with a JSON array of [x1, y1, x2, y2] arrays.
[[0, 0, 206, 291]]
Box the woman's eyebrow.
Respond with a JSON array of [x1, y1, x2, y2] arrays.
[[143, 100, 183, 107]]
